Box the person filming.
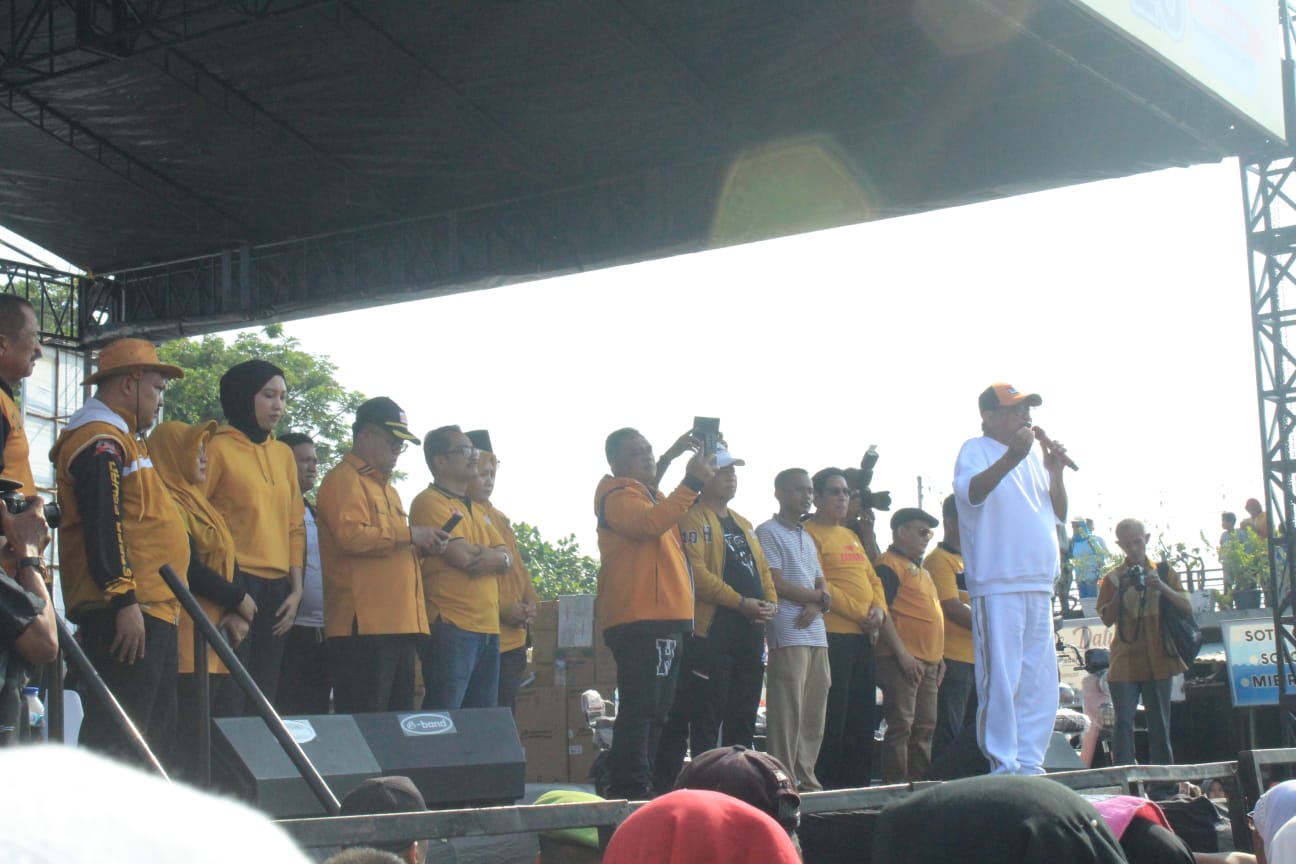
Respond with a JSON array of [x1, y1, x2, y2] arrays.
[[1095, 518, 1191, 770]]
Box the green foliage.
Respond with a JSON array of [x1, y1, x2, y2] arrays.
[[156, 326, 367, 475], [512, 521, 599, 600], [1217, 526, 1270, 594]]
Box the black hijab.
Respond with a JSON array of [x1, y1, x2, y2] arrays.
[[872, 775, 1128, 864], [219, 359, 285, 444]]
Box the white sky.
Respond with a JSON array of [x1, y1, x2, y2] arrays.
[[277, 159, 1257, 562], [0, 158, 1263, 564]]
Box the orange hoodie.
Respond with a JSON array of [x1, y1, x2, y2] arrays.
[[204, 426, 305, 579], [594, 474, 697, 640]]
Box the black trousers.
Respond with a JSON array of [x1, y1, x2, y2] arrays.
[[224, 573, 293, 715], [932, 658, 976, 762], [652, 635, 703, 793], [276, 625, 332, 716], [497, 645, 528, 713], [173, 671, 243, 781], [607, 630, 681, 800], [77, 608, 178, 769], [816, 632, 876, 789], [330, 634, 419, 713], [690, 618, 765, 753]]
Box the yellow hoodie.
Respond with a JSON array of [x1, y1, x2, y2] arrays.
[[204, 426, 305, 579]]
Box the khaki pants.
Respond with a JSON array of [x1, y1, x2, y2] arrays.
[[765, 644, 831, 791], [877, 653, 940, 783]]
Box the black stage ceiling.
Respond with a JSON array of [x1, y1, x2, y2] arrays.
[[0, 1, 1285, 343]]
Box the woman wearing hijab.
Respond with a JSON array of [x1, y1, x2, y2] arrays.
[[1252, 781, 1296, 864], [603, 788, 800, 864], [205, 360, 305, 711], [149, 420, 257, 774], [872, 774, 1128, 864]]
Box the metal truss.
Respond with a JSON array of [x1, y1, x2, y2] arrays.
[[81, 160, 715, 345], [0, 258, 92, 346], [0, 0, 330, 89], [1243, 151, 1296, 744], [1238, 0, 1296, 746]]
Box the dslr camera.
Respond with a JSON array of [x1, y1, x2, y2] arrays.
[[856, 446, 891, 512], [1127, 563, 1146, 591], [0, 479, 61, 530]]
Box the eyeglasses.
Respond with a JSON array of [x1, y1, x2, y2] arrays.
[[439, 445, 479, 460], [916, 527, 934, 538]]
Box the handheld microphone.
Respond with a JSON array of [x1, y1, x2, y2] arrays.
[[1032, 426, 1078, 471]]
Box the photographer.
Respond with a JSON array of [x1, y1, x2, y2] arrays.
[[1096, 518, 1192, 769], [0, 497, 53, 745]]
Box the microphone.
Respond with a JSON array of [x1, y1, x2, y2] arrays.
[[1032, 426, 1078, 471]]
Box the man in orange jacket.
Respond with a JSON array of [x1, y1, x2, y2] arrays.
[[595, 427, 714, 800]]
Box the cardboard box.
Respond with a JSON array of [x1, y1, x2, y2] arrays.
[[535, 600, 558, 631], [558, 594, 596, 649], [531, 626, 559, 665], [515, 685, 565, 734], [522, 728, 569, 782], [567, 727, 601, 783], [594, 638, 617, 685], [528, 661, 555, 687], [557, 654, 597, 688]]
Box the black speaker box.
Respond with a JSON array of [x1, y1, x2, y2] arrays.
[[351, 708, 526, 808], [211, 715, 381, 818]]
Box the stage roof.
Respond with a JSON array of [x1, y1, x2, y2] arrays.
[[0, 0, 1286, 344]]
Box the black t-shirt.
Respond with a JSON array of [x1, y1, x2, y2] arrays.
[[719, 514, 763, 600]]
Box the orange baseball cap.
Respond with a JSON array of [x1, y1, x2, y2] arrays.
[[978, 383, 1042, 414]]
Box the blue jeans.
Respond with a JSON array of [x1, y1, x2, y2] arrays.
[[421, 618, 500, 709], [1110, 677, 1173, 767]]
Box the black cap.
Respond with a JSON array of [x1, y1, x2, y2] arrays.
[[675, 745, 801, 835], [340, 775, 427, 816], [466, 429, 493, 454], [890, 507, 939, 531], [356, 397, 420, 444]]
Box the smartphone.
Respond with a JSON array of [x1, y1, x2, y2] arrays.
[[693, 416, 720, 458], [442, 511, 463, 533]]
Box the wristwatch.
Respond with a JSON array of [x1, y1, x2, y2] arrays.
[[17, 556, 45, 577]]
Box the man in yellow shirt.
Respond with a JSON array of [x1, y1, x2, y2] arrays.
[[411, 425, 512, 709], [926, 495, 973, 762], [466, 429, 538, 713], [317, 398, 447, 713], [804, 467, 886, 789], [0, 295, 42, 494], [875, 507, 945, 783]]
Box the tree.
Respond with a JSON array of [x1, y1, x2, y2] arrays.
[[513, 521, 599, 600], [156, 325, 367, 474]]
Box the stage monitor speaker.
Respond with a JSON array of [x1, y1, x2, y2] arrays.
[[351, 708, 526, 808], [211, 715, 381, 818]]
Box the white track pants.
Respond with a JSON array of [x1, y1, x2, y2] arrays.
[[971, 591, 1057, 775]]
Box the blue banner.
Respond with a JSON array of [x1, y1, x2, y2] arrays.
[[1222, 619, 1291, 708]]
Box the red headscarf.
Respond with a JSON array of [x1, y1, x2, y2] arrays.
[[604, 789, 800, 864]]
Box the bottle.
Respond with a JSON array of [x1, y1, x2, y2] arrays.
[[22, 685, 44, 738]]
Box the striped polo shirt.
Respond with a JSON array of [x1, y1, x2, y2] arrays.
[[756, 516, 828, 650]]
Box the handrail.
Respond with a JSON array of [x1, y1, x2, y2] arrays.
[[158, 564, 340, 815]]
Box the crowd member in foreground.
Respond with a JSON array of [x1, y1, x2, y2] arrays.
[[0, 746, 310, 862], [756, 467, 831, 792], [874, 506, 945, 783], [953, 382, 1068, 775], [320, 399, 444, 713], [148, 419, 256, 771], [532, 789, 605, 864], [603, 788, 800, 864], [0, 494, 53, 745], [466, 429, 538, 713], [339, 775, 430, 864], [595, 427, 713, 800], [276, 431, 330, 715], [674, 745, 803, 847], [205, 359, 305, 710], [871, 774, 1127, 864], [53, 338, 190, 764], [805, 466, 886, 789]]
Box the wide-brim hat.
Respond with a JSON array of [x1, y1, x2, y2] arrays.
[[84, 338, 184, 385]]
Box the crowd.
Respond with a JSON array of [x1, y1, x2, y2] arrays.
[[0, 292, 1242, 862]]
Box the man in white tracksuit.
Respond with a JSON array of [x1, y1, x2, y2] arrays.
[[953, 383, 1069, 775]]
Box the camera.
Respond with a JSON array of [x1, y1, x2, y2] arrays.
[[855, 445, 891, 512], [1127, 564, 1145, 590], [0, 479, 61, 530]]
